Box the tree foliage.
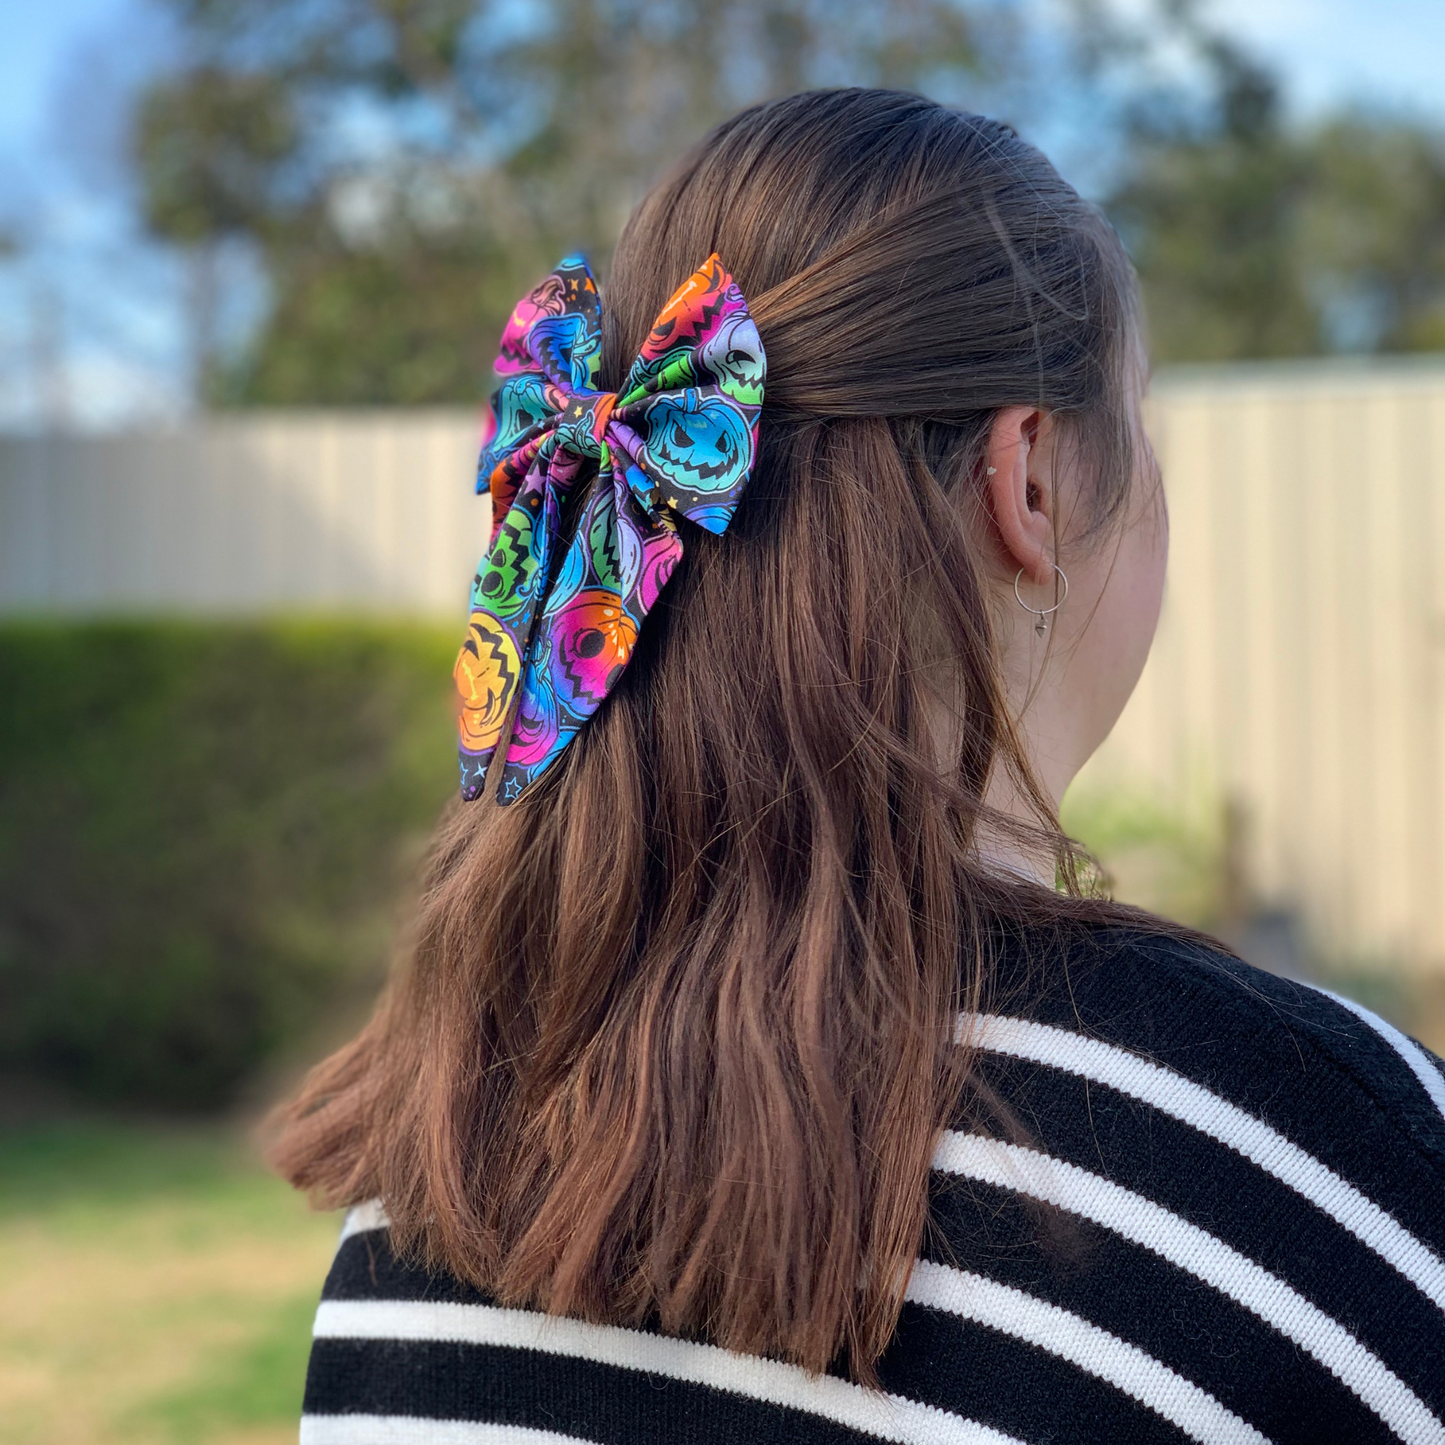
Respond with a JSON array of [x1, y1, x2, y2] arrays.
[[133, 0, 988, 404], [130, 0, 1445, 395], [135, 67, 299, 245], [1305, 118, 1445, 352], [1107, 37, 1445, 361]]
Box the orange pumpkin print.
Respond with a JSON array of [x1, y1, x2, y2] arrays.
[[454, 612, 522, 754]]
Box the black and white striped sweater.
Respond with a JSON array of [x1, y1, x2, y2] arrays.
[[300, 927, 1445, 1444]]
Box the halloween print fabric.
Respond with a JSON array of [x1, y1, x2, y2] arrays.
[[454, 253, 765, 803]]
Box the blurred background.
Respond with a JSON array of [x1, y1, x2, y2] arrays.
[[2, 1, 1444, 1441]]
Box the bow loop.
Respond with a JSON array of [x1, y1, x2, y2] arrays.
[[495, 256, 602, 390], [455, 253, 765, 803]]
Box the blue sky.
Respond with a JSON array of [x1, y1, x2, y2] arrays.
[[0, 0, 180, 428], [3, 0, 1444, 428], [2, 1, 116, 144], [9, 0, 1444, 141], [1211, 0, 1445, 120]]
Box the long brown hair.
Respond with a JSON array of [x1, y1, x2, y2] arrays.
[[270, 89, 1149, 1382]]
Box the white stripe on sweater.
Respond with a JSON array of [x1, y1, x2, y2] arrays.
[[959, 1013, 1445, 1312], [338, 1198, 390, 1244], [328, 1208, 1265, 1440], [302, 1420, 600, 1445], [1309, 987, 1445, 1124], [934, 1131, 1445, 1445], [311, 1298, 1026, 1445], [907, 1261, 1268, 1445]]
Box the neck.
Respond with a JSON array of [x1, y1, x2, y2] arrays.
[[976, 766, 1059, 888], [923, 671, 1070, 891]]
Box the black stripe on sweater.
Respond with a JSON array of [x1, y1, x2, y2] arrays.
[[316, 1231, 1195, 1442], [879, 1300, 1192, 1445], [315, 1228, 1261, 1445], [923, 1174, 1399, 1445], [322, 1229, 490, 1306], [991, 929, 1445, 1251], [305, 1336, 926, 1445], [965, 1051, 1445, 1410]]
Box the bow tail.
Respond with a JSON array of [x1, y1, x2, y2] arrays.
[[494, 452, 684, 803], [481, 433, 545, 548], [454, 446, 578, 799]]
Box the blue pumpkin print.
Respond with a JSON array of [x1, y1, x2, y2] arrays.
[[482, 374, 552, 477], [642, 391, 752, 499], [531, 312, 600, 391]]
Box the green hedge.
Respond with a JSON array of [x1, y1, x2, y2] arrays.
[[0, 621, 459, 1110]]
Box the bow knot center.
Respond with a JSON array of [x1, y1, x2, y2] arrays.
[[554, 389, 617, 460]]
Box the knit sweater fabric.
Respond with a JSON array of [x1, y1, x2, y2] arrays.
[[298, 927, 1445, 1444]]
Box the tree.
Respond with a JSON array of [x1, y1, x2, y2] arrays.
[[134, 67, 300, 395], [1106, 41, 1322, 361], [140, 0, 1445, 384], [1303, 118, 1445, 352], [131, 0, 985, 405], [1105, 28, 1445, 361]]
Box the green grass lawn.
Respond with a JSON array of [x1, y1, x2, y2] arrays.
[[0, 1117, 340, 1445]]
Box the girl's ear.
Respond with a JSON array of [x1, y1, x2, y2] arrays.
[[984, 406, 1056, 585]]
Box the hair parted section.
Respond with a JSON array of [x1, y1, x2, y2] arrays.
[[268, 87, 1151, 1383]]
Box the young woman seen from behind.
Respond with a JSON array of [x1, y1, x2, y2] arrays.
[[273, 89, 1445, 1445]]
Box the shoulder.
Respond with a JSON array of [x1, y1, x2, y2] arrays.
[[923, 923, 1445, 1438], [979, 921, 1445, 1232]]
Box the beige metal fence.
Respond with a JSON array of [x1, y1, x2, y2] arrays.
[[0, 411, 484, 615], [1080, 359, 1445, 972], [2, 362, 1444, 968]]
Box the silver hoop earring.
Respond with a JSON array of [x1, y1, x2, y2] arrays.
[[1014, 564, 1069, 636]]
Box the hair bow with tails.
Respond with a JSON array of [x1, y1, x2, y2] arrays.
[[454, 254, 766, 802]]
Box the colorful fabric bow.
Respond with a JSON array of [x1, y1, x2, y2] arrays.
[[454, 253, 766, 803]]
